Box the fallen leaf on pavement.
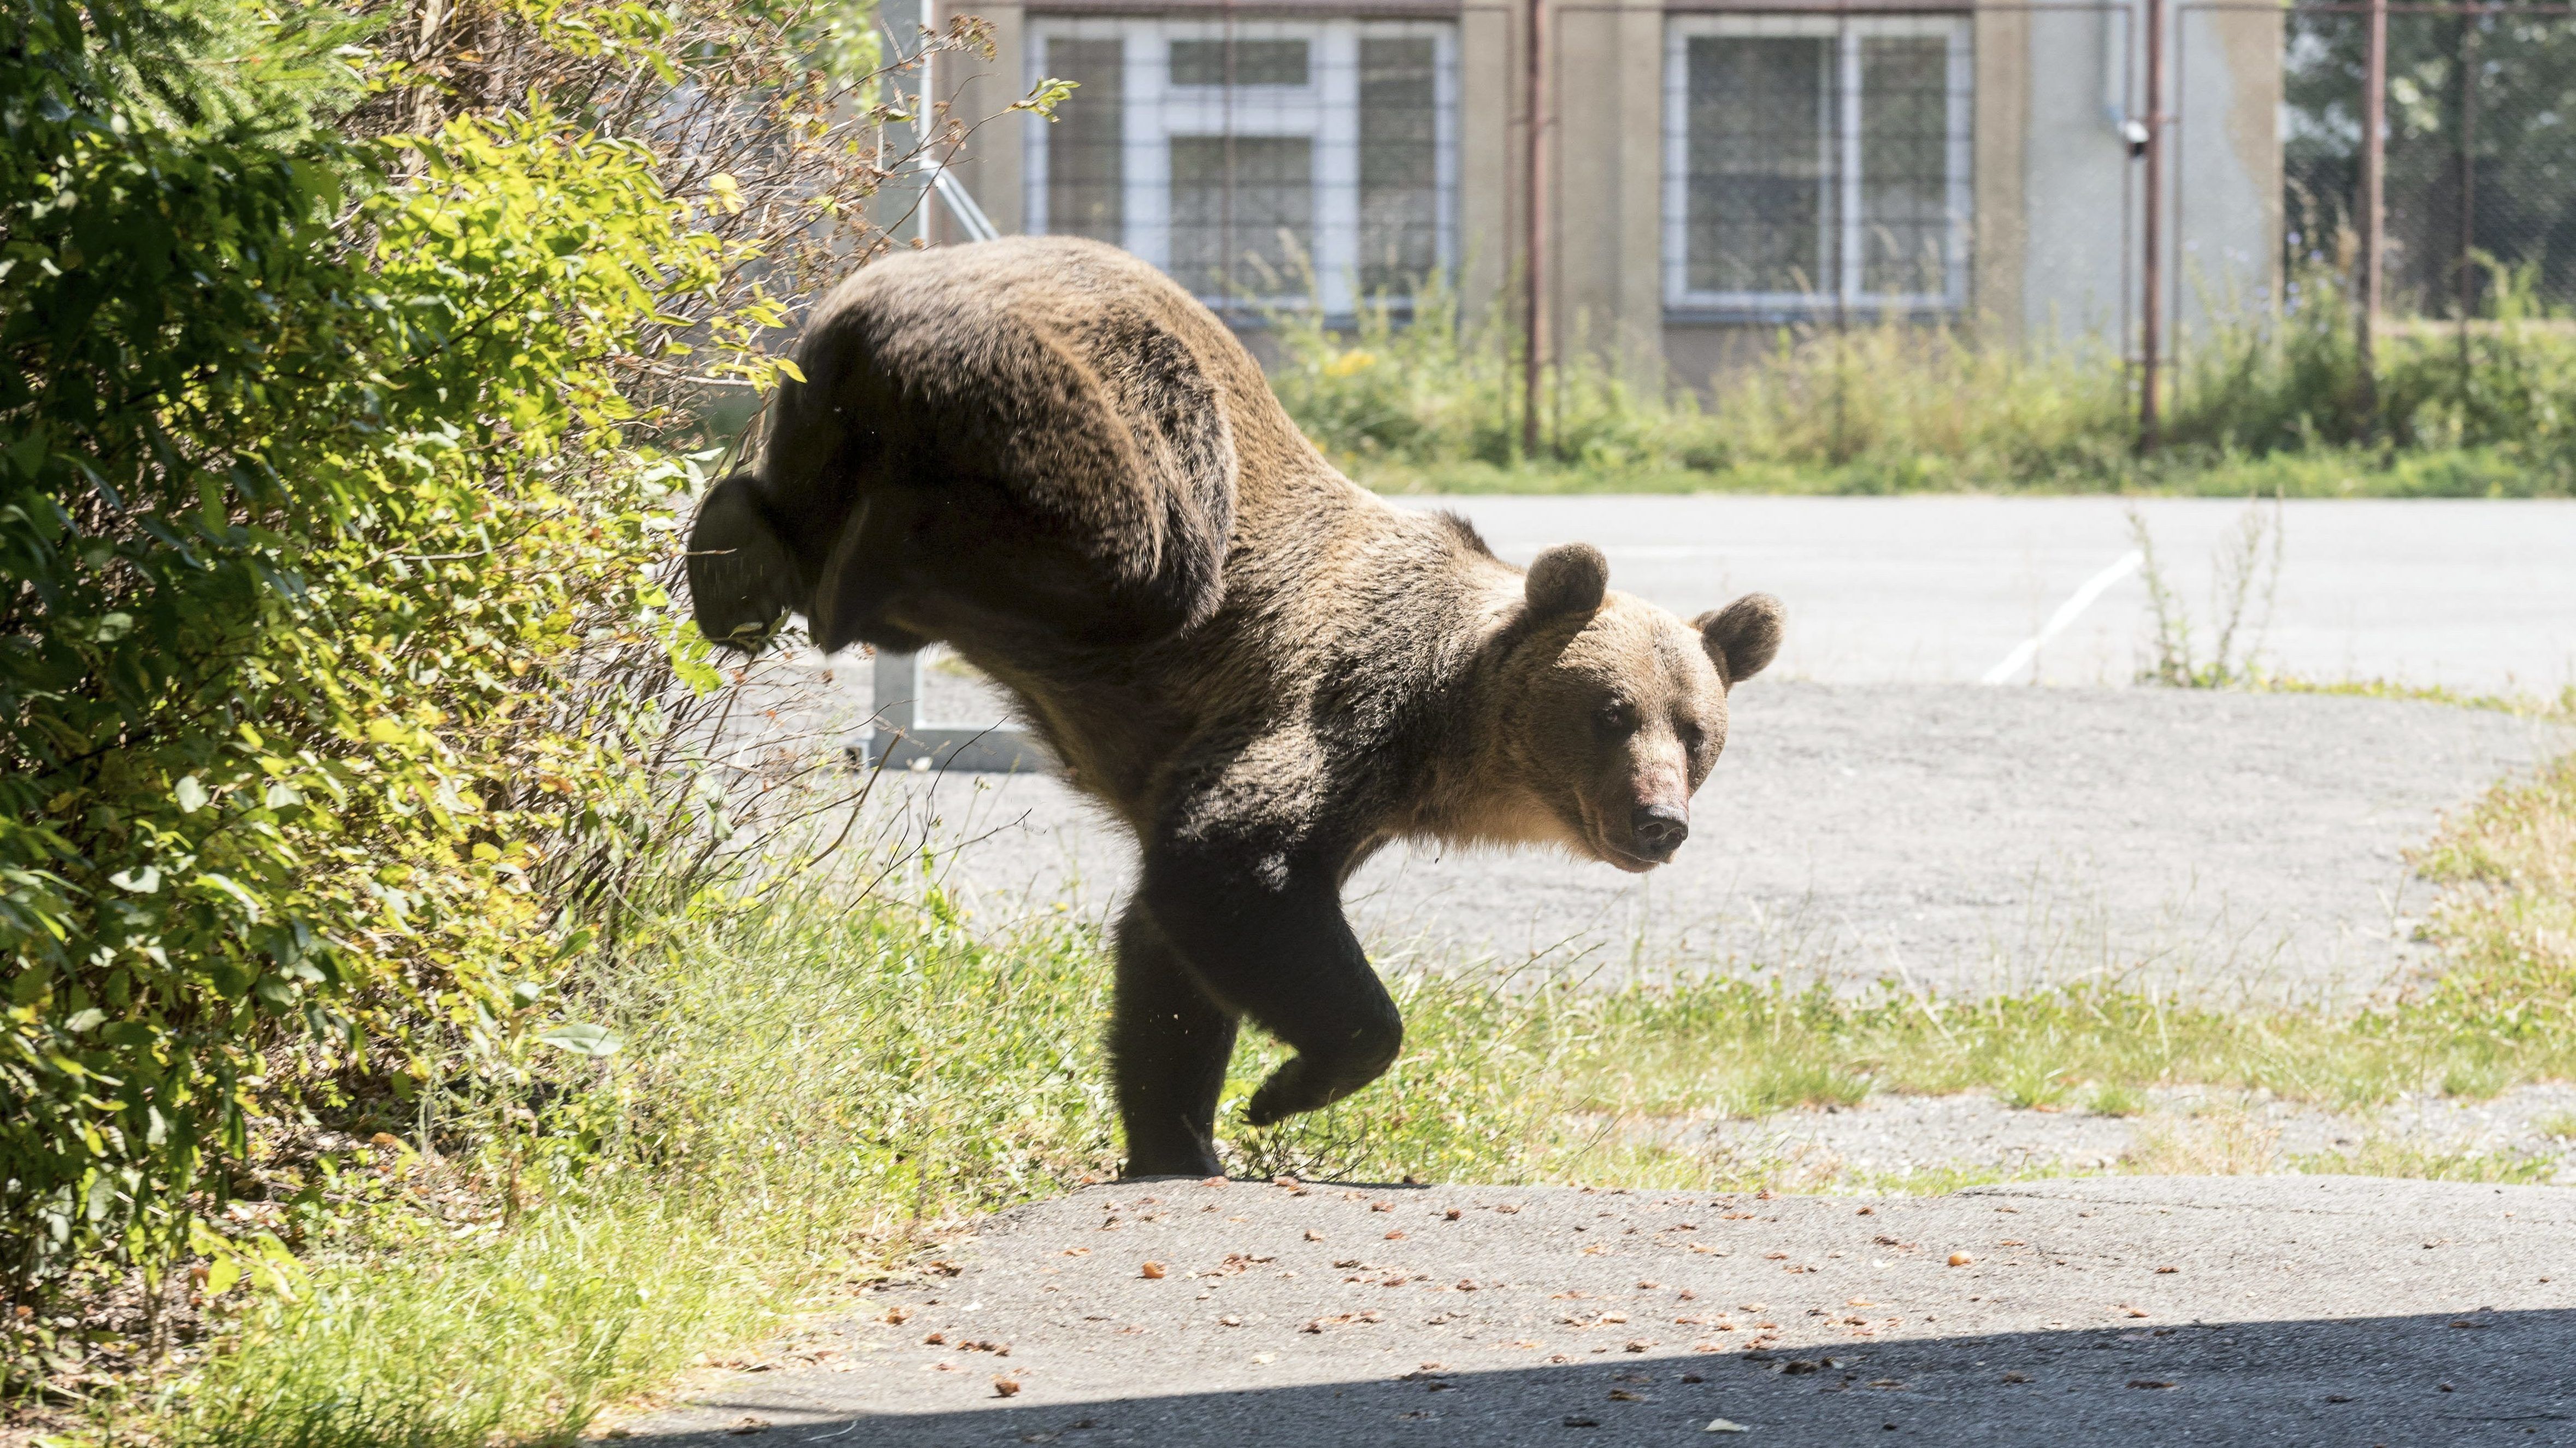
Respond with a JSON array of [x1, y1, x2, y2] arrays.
[[1139, 1262, 1166, 1279], [1563, 1415, 1601, 1427], [1608, 1389, 1646, 1401], [1305, 1230, 1325, 1242], [2127, 1380, 2177, 1390], [1702, 1418, 1750, 1433], [727, 1418, 769, 1435], [992, 1378, 1021, 1398], [1947, 1254, 1974, 1267]]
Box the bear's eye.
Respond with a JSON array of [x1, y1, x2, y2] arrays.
[[1678, 720, 1706, 754], [1594, 700, 1637, 738]]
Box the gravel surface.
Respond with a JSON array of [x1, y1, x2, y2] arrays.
[[744, 656, 2568, 1001], [624, 1175, 2576, 1447], [1719, 1085, 2576, 1185]]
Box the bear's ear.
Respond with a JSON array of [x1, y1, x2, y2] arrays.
[[1524, 542, 1609, 618], [1694, 592, 1784, 687]]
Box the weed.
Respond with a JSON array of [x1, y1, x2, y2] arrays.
[[2534, 1112, 2576, 1142], [1270, 259, 2576, 496], [1993, 1053, 2080, 1111], [2290, 1139, 2561, 1184], [2086, 1082, 2150, 1118], [2123, 1111, 2282, 1175], [2131, 495, 2286, 688], [2440, 1055, 2518, 1101]]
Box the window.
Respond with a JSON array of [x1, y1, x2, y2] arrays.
[[1028, 19, 1458, 314], [1663, 15, 1972, 316]]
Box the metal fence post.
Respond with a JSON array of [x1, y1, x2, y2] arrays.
[[2357, 0, 2388, 432], [2139, 0, 2167, 451]]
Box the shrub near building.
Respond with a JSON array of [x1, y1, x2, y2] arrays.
[[0, 0, 792, 1335]]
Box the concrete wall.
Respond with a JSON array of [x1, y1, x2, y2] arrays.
[[2015, 1, 2283, 354], [942, 2, 2280, 380]]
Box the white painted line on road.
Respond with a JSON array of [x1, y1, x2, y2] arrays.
[[1978, 549, 2146, 685]]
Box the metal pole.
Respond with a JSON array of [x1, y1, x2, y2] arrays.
[[2459, 16, 2478, 370], [2139, 0, 2166, 451], [2357, 0, 2388, 432], [1522, 0, 1546, 459]]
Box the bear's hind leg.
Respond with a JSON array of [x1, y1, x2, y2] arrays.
[[1109, 900, 1238, 1178], [1138, 848, 1403, 1130]]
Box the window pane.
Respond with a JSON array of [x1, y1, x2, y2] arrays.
[[1860, 34, 1954, 297], [1359, 36, 1439, 299], [1170, 39, 1308, 86], [1170, 135, 1314, 298], [1686, 35, 1834, 297], [1046, 38, 1124, 244]]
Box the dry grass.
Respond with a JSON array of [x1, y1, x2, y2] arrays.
[[2121, 1110, 2283, 1176]]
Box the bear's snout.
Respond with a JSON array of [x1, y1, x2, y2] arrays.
[[1629, 803, 1689, 859]]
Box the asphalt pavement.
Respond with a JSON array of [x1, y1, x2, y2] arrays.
[[842, 682, 2566, 1000], [627, 1174, 2576, 1447], [700, 495, 2576, 1000], [1399, 495, 2576, 695]]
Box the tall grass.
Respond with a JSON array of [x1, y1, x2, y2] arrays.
[[146, 743, 2576, 1445], [1268, 263, 2576, 495], [169, 874, 1118, 1448]]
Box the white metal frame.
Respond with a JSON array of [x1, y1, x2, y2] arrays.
[[857, 649, 1049, 773], [1661, 13, 1973, 316], [1026, 17, 1460, 315]]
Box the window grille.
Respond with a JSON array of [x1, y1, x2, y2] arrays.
[[1028, 19, 1459, 315], [1663, 14, 1974, 317]]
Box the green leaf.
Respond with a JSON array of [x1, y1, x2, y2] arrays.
[[536, 1022, 622, 1057], [174, 776, 210, 813]]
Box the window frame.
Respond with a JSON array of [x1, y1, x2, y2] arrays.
[[1025, 15, 1460, 316], [1661, 12, 1974, 320]]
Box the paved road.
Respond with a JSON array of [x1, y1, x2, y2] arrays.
[[629, 1175, 2576, 1447], [720, 495, 2573, 998], [1399, 496, 2576, 694]]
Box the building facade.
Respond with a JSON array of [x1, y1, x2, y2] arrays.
[[921, 0, 2283, 387]]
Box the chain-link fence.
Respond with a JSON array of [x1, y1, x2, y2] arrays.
[[2277, 2, 2576, 320]]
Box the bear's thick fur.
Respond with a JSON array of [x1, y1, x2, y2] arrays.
[[688, 237, 1782, 1177]]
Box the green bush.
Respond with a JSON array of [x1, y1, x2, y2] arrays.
[[0, 0, 815, 1319], [1269, 261, 2576, 494]]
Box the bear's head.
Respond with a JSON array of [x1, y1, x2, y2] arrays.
[[1496, 543, 1782, 874]]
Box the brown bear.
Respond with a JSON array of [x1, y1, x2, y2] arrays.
[[687, 237, 1782, 1177]]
